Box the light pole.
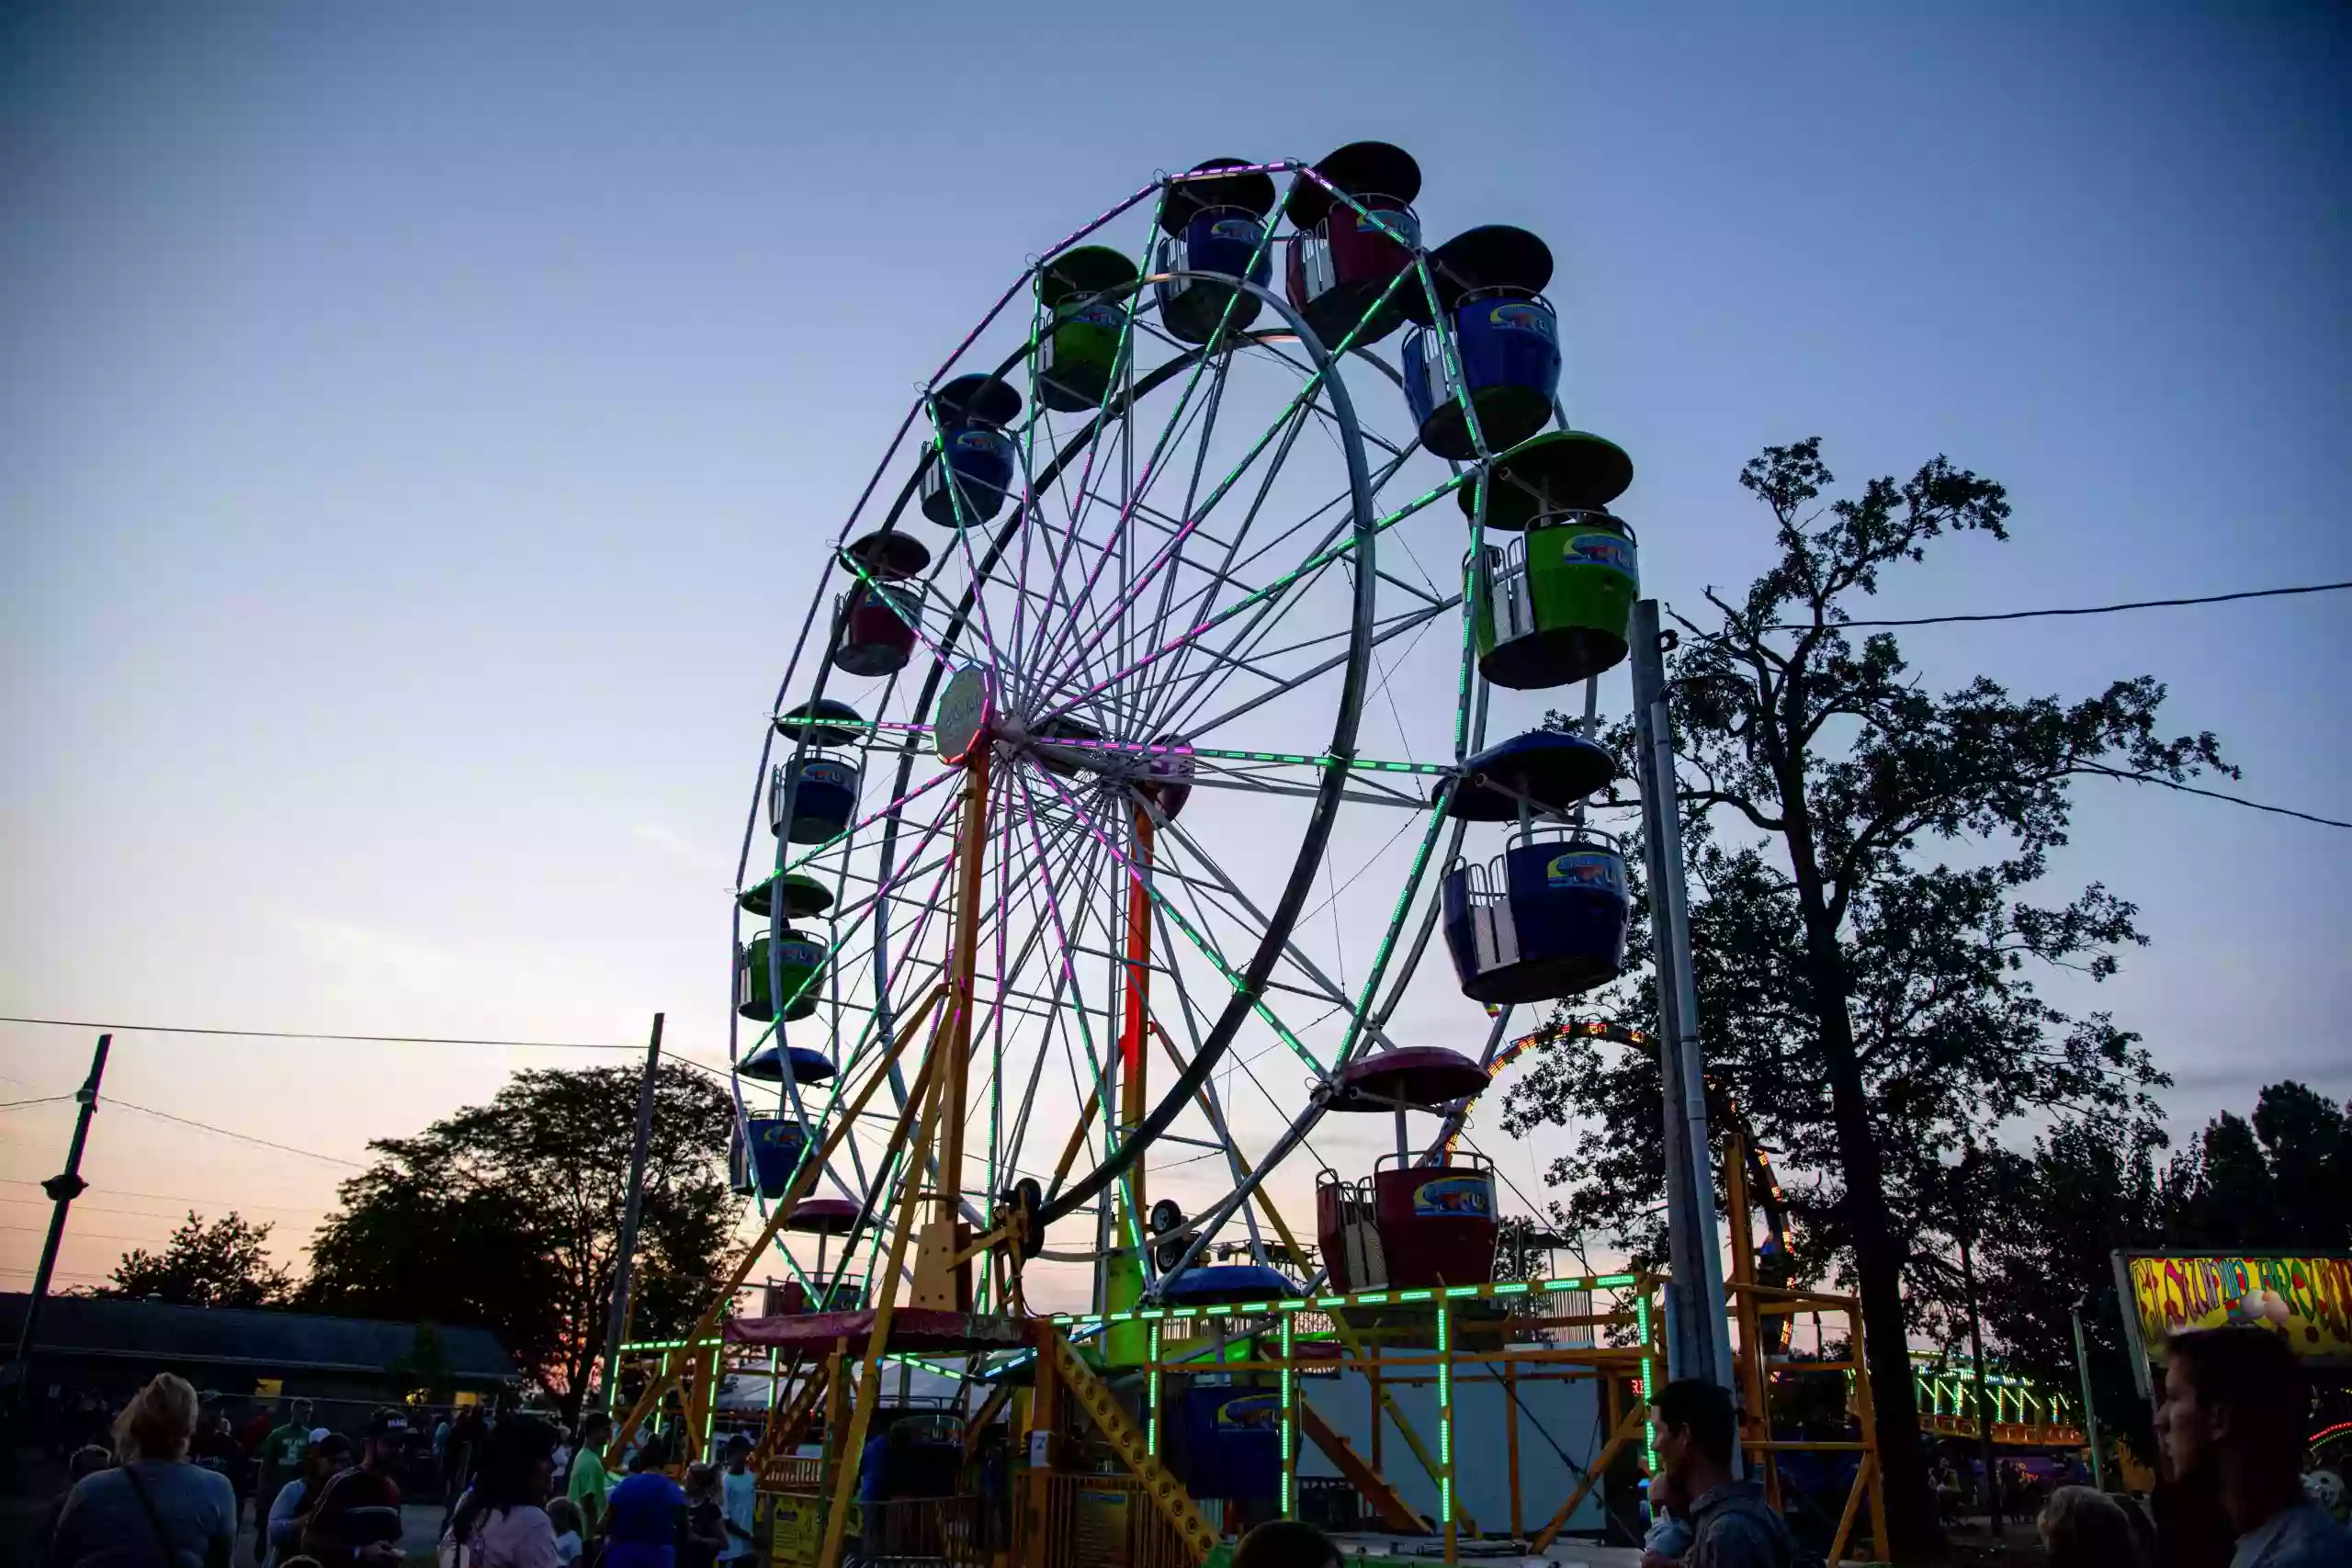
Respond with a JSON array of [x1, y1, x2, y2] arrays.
[[2070, 1296, 2107, 1490], [6, 1033, 111, 1408], [1629, 600, 1734, 1397]]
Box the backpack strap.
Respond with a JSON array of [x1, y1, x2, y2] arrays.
[[119, 1464, 181, 1566]]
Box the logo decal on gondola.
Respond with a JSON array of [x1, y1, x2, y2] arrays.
[[1213, 1393, 1279, 1430], [1564, 532, 1638, 581], [1545, 852, 1625, 897], [1066, 302, 1124, 330], [753, 1121, 809, 1150], [1412, 1174, 1493, 1218], [1488, 300, 1557, 339], [775, 941, 826, 967], [1362, 208, 1420, 247], [1210, 218, 1263, 244], [954, 429, 1002, 452]]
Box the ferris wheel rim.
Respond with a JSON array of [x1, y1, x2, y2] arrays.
[[742, 237, 1480, 1294]]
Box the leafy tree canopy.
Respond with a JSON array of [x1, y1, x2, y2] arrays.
[[1498, 438, 2230, 1556], [102, 1211, 292, 1308], [299, 1063, 739, 1415]]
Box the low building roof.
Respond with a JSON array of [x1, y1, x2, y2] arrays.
[[0, 1293, 515, 1382]]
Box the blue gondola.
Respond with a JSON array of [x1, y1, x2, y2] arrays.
[[1155, 159, 1278, 344], [730, 1115, 808, 1199], [920, 375, 1022, 526], [772, 699, 865, 843], [1441, 826, 1630, 1004], [1401, 226, 1562, 460]]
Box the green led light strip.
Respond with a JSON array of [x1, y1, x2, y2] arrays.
[[1148, 1322, 1162, 1458], [1437, 1302, 1454, 1528], [1046, 1270, 1640, 1326], [1280, 1313, 1296, 1520]]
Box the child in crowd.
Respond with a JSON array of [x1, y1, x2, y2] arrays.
[[547, 1496, 586, 1565], [677, 1464, 729, 1568]]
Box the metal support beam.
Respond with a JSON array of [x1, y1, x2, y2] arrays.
[[1629, 599, 1734, 1396]]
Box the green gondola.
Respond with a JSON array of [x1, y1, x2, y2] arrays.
[[1035, 246, 1140, 413], [1463, 431, 1640, 690], [737, 930, 828, 1022]]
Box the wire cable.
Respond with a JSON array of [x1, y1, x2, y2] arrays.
[[105, 1100, 364, 1168], [0, 1017, 647, 1050], [0, 1015, 737, 1078], [1772, 578, 2351, 631], [0, 1095, 73, 1112], [2085, 767, 2352, 831]]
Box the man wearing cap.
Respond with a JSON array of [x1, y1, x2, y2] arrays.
[[254, 1400, 315, 1564], [303, 1410, 409, 1565]]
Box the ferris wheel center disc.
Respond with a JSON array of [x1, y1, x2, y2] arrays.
[[933, 663, 995, 763]]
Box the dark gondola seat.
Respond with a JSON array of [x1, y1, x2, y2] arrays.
[[1401, 226, 1562, 460], [1155, 159, 1279, 344], [920, 375, 1023, 526], [1283, 141, 1423, 350]]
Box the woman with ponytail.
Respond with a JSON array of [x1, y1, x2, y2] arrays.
[[46, 1372, 238, 1567]]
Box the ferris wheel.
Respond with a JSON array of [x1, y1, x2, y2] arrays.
[[724, 144, 1649, 1325]]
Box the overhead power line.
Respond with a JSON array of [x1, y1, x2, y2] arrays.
[[1774, 578, 2351, 631], [0, 1017, 647, 1050], [106, 1100, 366, 1169], [2089, 768, 2352, 832], [0, 1095, 73, 1112], [0, 1179, 330, 1215], [0, 1015, 735, 1079]]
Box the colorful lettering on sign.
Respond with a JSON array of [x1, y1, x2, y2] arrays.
[[1215, 1393, 1279, 1430], [1487, 300, 1557, 339], [1564, 532, 1638, 581], [1412, 1174, 1493, 1218], [2127, 1253, 2352, 1361], [1545, 852, 1624, 897]]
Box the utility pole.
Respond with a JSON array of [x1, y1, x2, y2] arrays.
[[597, 1013, 664, 1408], [2070, 1298, 2107, 1491], [1628, 599, 1734, 1396], [1955, 1147, 2001, 1535], [7, 1033, 112, 1407]]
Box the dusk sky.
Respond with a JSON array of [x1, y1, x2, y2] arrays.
[[5, 3, 2346, 1304]]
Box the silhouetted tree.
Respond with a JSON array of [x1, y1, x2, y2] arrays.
[[104, 1212, 292, 1307], [1500, 438, 2230, 1556], [300, 1064, 738, 1416]]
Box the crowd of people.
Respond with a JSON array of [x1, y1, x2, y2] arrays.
[[1631, 1325, 2347, 1568], [25, 1321, 2349, 1568], [32, 1379, 760, 1568]]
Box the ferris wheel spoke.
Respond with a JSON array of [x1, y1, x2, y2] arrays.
[[1153, 593, 1461, 747], [1027, 299, 1258, 690], [1029, 763, 1329, 1081], [1151, 815, 1407, 1065], [1003, 766, 1146, 1244], [1136, 477, 1440, 740], [1027, 459, 1465, 734]]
